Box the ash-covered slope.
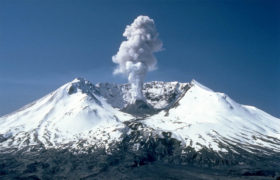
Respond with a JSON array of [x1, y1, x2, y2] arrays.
[[94, 80, 189, 110]]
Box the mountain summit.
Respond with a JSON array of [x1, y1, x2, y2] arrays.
[[0, 78, 279, 179]]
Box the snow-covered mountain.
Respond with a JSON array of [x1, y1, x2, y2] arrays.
[[0, 77, 279, 156]]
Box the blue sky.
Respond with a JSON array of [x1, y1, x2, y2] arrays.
[[0, 0, 279, 117]]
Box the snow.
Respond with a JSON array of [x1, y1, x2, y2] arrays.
[[143, 80, 280, 152], [0, 78, 133, 149], [0, 77, 279, 154]]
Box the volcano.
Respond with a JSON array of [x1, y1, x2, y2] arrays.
[[0, 78, 279, 179]]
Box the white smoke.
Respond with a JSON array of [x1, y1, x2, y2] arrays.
[[112, 15, 162, 103]]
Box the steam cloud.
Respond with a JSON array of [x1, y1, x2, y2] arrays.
[[112, 15, 162, 103]]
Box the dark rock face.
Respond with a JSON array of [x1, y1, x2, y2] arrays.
[[122, 100, 158, 116]]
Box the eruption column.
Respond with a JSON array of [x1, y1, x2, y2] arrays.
[[112, 15, 162, 103]]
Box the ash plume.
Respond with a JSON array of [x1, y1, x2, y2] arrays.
[[112, 15, 162, 103]]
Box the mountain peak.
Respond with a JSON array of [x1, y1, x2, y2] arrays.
[[71, 77, 86, 83], [67, 77, 94, 95], [190, 79, 213, 92]]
